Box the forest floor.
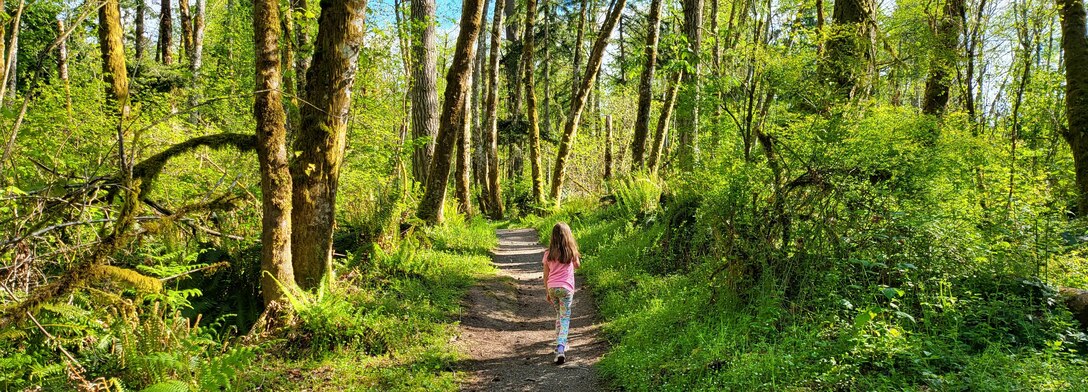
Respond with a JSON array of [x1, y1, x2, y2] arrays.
[[456, 228, 608, 392]]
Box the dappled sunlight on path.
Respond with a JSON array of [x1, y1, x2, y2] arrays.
[[456, 229, 608, 392]]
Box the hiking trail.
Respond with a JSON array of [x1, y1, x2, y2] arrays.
[[456, 228, 608, 392]]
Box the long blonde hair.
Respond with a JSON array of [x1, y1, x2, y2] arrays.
[[547, 222, 580, 264]]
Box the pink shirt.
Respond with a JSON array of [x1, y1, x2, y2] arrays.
[[543, 250, 577, 292]]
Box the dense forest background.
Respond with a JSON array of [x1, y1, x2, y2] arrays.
[[3, 0, 1088, 389]]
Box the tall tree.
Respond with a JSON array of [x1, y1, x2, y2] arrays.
[[631, 0, 663, 170], [1059, 0, 1088, 214], [190, 0, 205, 123], [504, 0, 523, 116], [417, 0, 488, 224], [290, 0, 368, 289], [676, 0, 702, 170], [455, 98, 473, 214], [825, 0, 876, 97], [550, 0, 626, 203], [410, 0, 439, 184], [253, 0, 298, 305], [648, 71, 682, 173], [484, 0, 506, 218], [179, 0, 193, 59], [922, 0, 964, 116], [135, 0, 146, 62], [523, 0, 545, 204], [158, 0, 174, 64], [472, 0, 491, 215], [571, 0, 588, 108]]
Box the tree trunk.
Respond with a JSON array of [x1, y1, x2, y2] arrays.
[[411, 0, 439, 184], [676, 0, 702, 171], [571, 0, 588, 109], [1, 0, 21, 105], [98, 0, 128, 110], [135, 0, 146, 62], [523, 0, 545, 204], [631, 0, 663, 170], [648, 71, 682, 173], [290, 0, 368, 289], [485, 0, 506, 218], [456, 97, 473, 215], [472, 0, 491, 215], [542, 0, 553, 141], [158, 0, 174, 65], [604, 114, 613, 179], [179, 0, 193, 60], [922, 0, 964, 116], [1059, 0, 1088, 215], [550, 0, 626, 203], [293, 0, 311, 97], [824, 0, 875, 97], [253, 0, 299, 305], [58, 18, 71, 123], [190, 0, 205, 123], [417, 0, 487, 224], [505, 0, 523, 116]]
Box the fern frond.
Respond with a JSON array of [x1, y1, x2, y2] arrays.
[[139, 380, 190, 392]]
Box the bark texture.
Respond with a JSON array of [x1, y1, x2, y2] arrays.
[[631, 0, 663, 170], [290, 0, 368, 289], [523, 0, 544, 204], [922, 0, 964, 116], [158, 0, 174, 64], [550, 0, 626, 203], [293, 0, 312, 96], [253, 0, 298, 305], [1059, 0, 1088, 215], [135, 0, 146, 61], [484, 0, 506, 218], [456, 97, 473, 214], [604, 114, 613, 180], [417, 0, 487, 224], [411, 0, 439, 184]]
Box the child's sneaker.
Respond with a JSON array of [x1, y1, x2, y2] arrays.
[[554, 345, 566, 365]]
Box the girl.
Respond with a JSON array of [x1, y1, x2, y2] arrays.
[[543, 222, 581, 365]]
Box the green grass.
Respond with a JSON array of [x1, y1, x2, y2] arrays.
[[236, 216, 498, 391]]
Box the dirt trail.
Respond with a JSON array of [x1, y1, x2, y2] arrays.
[[457, 228, 608, 392]]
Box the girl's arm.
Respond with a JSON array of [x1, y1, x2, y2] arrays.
[[573, 257, 581, 269], [543, 260, 551, 301]]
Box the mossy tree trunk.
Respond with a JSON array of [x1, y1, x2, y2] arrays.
[[648, 71, 682, 173], [290, 0, 368, 289], [253, 0, 299, 305], [522, 0, 545, 205], [922, 0, 964, 116], [1059, 0, 1088, 215], [484, 0, 506, 219], [824, 0, 876, 98], [417, 0, 488, 224]]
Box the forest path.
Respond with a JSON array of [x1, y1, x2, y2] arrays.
[[456, 228, 608, 392]]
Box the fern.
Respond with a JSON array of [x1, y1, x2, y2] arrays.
[[140, 380, 190, 392], [29, 362, 65, 381]]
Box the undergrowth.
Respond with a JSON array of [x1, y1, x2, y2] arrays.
[[526, 169, 1088, 391]]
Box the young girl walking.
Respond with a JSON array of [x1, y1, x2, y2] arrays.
[[543, 222, 581, 365]]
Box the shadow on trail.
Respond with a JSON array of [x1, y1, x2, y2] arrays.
[[455, 228, 608, 392]]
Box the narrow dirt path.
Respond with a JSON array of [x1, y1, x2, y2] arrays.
[[456, 228, 608, 392]]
